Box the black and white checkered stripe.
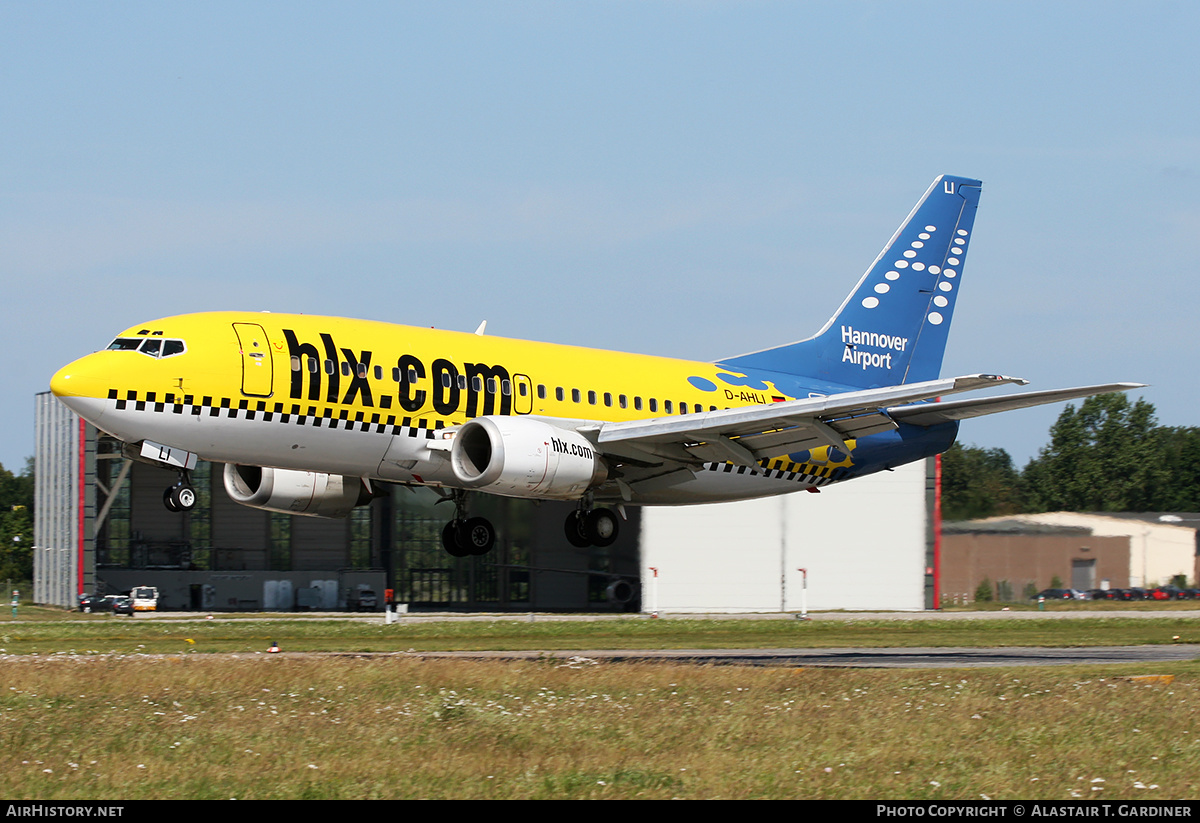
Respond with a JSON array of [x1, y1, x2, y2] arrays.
[[704, 457, 842, 487], [107, 388, 443, 439]]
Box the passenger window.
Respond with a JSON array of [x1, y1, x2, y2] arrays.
[[502, 379, 512, 396], [679, 402, 688, 414], [665, 400, 673, 414], [457, 375, 467, 390], [571, 389, 581, 403], [634, 397, 643, 411], [537, 385, 546, 399], [290, 356, 301, 372], [441, 373, 452, 388], [649, 399, 658, 413], [324, 360, 335, 375], [471, 376, 483, 392], [392, 367, 401, 382], [358, 364, 368, 379], [486, 378, 497, 394], [408, 368, 418, 383], [603, 392, 612, 407], [308, 358, 319, 374], [619, 395, 627, 409], [588, 391, 597, 405], [373, 365, 383, 380], [556, 387, 564, 402]]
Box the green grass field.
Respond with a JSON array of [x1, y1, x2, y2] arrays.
[[2, 608, 1198, 799]]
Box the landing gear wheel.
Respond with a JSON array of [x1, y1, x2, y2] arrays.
[[564, 508, 620, 547], [564, 511, 591, 548], [175, 485, 196, 510], [585, 508, 619, 547], [163, 483, 197, 513], [461, 517, 496, 556], [441, 520, 471, 558]]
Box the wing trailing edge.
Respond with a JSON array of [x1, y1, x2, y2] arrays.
[[887, 383, 1148, 426]]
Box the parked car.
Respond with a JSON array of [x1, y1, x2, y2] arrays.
[[1031, 588, 1076, 600], [109, 595, 134, 615], [349, 589, 378, 611], [1088, 588, 1119, 601], [77, 593, 109, 613]]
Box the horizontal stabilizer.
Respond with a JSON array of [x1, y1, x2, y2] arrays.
[[887, 383, 1147, 426]]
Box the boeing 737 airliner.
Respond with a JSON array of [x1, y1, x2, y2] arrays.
[[51, 175, 1141, 557]]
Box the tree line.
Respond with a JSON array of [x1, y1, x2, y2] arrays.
[[0, 459, 34, 583], [941, 393, 1200, 520]]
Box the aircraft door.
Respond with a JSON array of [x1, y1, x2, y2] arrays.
[[513, 374, 534, 414], [232, 322, 274, 397]]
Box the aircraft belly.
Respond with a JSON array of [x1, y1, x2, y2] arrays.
[[617, 462, 832, 506]]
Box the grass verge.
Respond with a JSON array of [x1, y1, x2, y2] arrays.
[[2, 655, 1197, 799]]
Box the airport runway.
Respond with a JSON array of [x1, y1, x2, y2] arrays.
[[402, 644, 1200, 668], [70, 609, 1200, 668]]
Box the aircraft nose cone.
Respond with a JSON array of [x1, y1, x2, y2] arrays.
[[50, 363, 81, 398], [49, 353, 111, 424]]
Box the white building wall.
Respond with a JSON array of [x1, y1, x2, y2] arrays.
[[641, 460, 927, 612]]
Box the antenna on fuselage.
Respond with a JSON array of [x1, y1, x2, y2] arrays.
[[474, 320, 487, 335]]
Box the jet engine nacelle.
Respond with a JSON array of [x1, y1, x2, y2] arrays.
[[223, 464, 372, 518], [449, 416, 607, 500]]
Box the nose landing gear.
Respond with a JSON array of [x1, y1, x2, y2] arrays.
[[163, 473, 197, 513]]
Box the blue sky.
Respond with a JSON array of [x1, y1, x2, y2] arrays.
[[2, 1, 1197, 473]]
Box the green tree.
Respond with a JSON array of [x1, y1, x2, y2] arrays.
[[974, 577, 994, 603], [0, 460, 34, 583], [1022, 393, 1164, 512], [1153, 427, 1200, 511], [940, 443, 1023, 520]]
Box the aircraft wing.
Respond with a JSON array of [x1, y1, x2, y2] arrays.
[[593, 373, 1028, 469], [886, 382, 1147, 426]]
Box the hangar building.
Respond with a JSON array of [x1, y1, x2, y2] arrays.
[[34, 393, 935, 613]]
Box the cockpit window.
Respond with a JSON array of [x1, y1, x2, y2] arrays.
[[107, 337, 187, 358]]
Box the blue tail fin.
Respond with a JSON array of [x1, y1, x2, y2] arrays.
[[719, 175, 982, 389]]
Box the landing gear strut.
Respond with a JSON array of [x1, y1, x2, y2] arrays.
[[564, 506, 619, 548], [163, 472, 197, 513], [438, 491, 496, 557]]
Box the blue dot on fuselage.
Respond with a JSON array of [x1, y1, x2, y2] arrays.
[[688, 376, 717, 392]]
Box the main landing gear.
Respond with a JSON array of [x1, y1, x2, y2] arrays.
[[439, 491, 496, 558], [564, 506, 620, 548], [163, 472, 197, 513], [436, 493, 620, 557]]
